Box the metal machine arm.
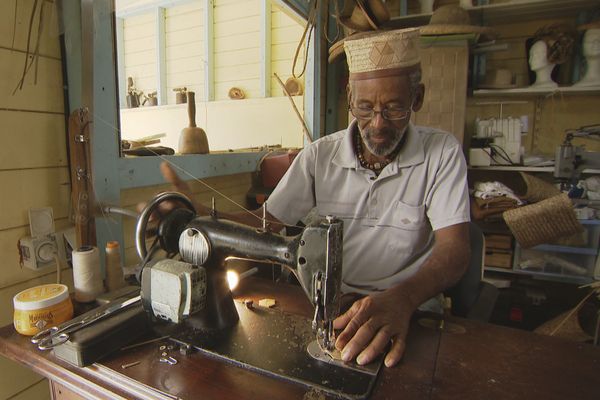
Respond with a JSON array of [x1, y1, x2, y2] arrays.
[[135, 192, 343, 350]]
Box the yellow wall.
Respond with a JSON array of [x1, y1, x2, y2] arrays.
[[118, 0, 307, 151], [0, 0, 67, 398], [118, 0, 305, 102], [166, 1, 206, 102], [214, 0, 262, 99], [271, 3, 306, 96], [123, 12, 158, 97]]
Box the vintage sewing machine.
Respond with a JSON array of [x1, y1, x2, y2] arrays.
[[135, 191, 381, 399], [554, 125, 600, 180]]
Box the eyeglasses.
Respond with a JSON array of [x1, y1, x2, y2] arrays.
[[349, 103, 413, 121]]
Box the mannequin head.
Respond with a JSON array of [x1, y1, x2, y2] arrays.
[[575, 27, 600, 86], [529, 40, 552, 71], [582, 28, 600, 59]]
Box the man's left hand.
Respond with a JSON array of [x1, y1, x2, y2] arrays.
[[333, 287, 413, 368]]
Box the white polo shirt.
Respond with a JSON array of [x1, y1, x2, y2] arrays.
[[267, 121, 470, 294]]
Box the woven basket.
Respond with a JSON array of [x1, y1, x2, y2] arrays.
[[503, 193, 583, 248], [518, 172, 561, 203]]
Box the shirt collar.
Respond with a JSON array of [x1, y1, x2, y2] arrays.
[[332, 120, 425, 171]]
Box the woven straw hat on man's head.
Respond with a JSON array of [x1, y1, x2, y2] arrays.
[[419, 5, 496, 38], [344, 27, 421, 80]]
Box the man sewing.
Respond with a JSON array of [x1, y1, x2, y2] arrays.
[[160, 27, 471, 368]]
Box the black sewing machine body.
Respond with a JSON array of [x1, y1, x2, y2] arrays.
[[135, 192, 381, 399]]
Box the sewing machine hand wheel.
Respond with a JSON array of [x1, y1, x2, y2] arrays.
[[135, 191, 196, 262]]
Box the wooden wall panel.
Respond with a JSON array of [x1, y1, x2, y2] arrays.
[[215, 48, 260, 67], [0, 0, 60, 58], [0, 3, 69, 397], [165, 1, 205, 103], [213, 0, 260, 100], [12, 379, 50, 400], [214, 16, 262, 37], [0, 50, 64, 113], [0, 169, 70, 230], [123, 13, 157, 97], [214, 0, 259, 23], [271, 4, 305, 97], [0, 112, 67, 170], [0, 357, 47, 400]]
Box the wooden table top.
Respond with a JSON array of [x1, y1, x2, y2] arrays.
[[1, 278, 598, 400]]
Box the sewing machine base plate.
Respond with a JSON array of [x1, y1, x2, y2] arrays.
[[158, 300, 382, 399]]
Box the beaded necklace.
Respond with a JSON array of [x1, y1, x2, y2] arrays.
[[354, 130, 405, 174]]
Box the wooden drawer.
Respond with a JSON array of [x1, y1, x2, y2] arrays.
[[485, 249, 513, 269], [485, 234, 513, 250]]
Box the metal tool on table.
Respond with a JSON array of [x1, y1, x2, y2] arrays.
[[135, 192, 380, 399], [31, 295, 141, 350]]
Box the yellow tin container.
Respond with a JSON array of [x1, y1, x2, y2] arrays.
[[13, 284, 73, 336]]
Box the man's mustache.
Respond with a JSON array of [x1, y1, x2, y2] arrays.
[[362, 126, 400, 139]]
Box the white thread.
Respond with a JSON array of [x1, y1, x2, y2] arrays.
[[72, 246, 104, 303], [105, 241, 125, 292]]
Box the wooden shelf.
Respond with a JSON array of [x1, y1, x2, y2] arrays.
[[484, 266, 594, 284], [469, 165, 553, 172], [533, 244, 599, 256], [473, 86, 600, 97], [389, 0, 600, 27], [469, 166, 600, 174]]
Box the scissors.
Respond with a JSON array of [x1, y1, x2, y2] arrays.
[[31, 295, 141, 350]]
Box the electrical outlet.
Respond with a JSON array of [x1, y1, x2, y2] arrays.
[[19, 234, 58, 271]]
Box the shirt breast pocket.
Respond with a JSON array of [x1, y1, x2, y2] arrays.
[[378, 201, 426, 231]]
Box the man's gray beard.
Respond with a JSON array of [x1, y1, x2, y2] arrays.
[[359, 125, 407, 157]]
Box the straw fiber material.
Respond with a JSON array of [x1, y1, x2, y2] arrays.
[[503, 193, 583, 248], [518, 172, 561, 203], [344, 28, 420, 74]]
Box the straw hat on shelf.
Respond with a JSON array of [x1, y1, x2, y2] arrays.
[[419, 5, 496, 39], [338, 0, 390, 32], [329, 0, 391, 64]]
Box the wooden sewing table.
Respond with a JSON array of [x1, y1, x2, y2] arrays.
[[0, 278, 598, 400]]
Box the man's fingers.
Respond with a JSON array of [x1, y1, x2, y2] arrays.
[[384, 336, 406, 368], [340, 318, 379, 363], [355, 327, 392, 365], [334, 299, 367, 350], [333, 309, 353, 330]]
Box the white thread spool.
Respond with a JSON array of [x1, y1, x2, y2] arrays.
[[72, 246, 104, 303], [105, 241, 125, 292]]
